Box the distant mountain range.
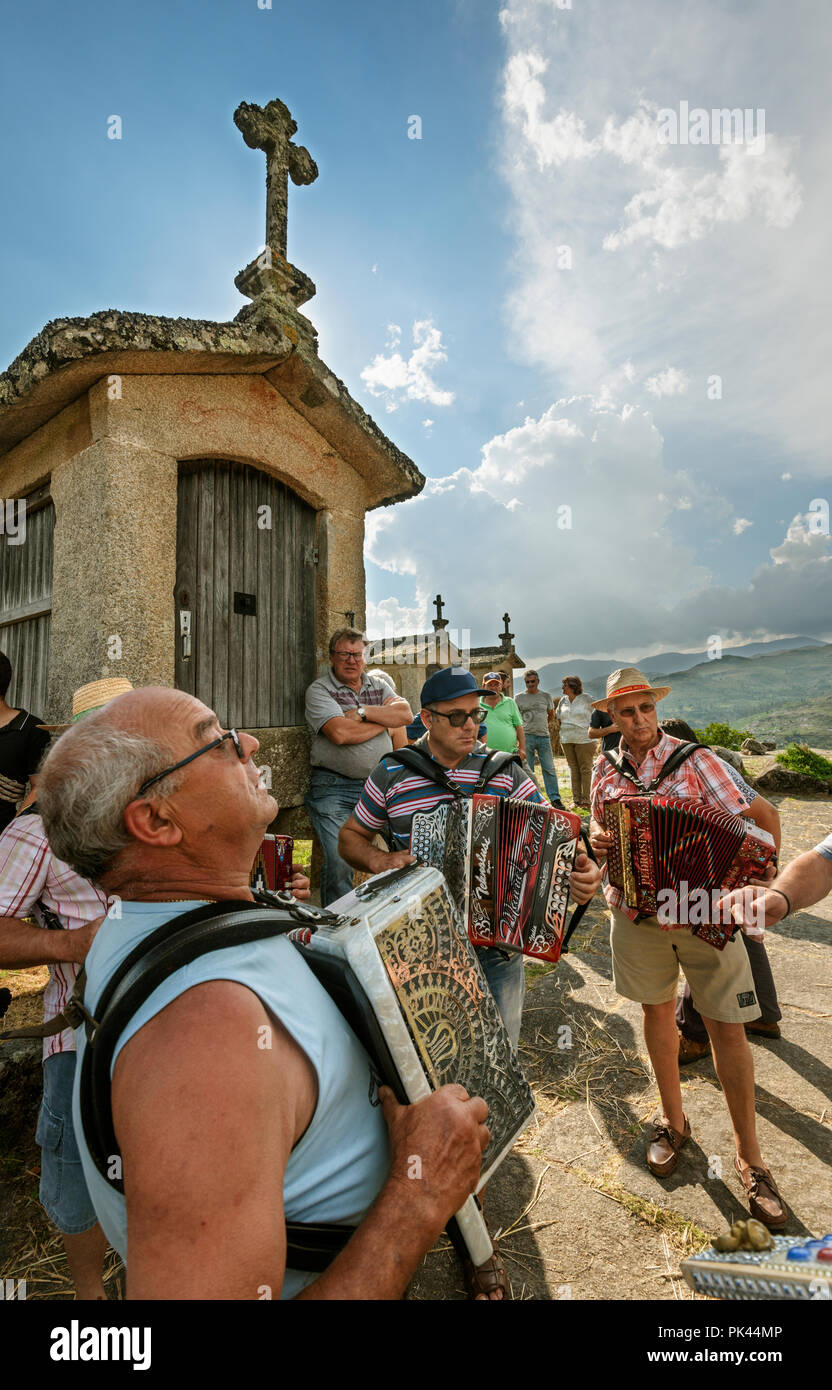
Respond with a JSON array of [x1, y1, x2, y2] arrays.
[[529, 636, 826, 693], [524, 638, 832, 746]]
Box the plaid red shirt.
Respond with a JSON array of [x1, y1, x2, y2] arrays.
[[0, 814, 107, 1057], [590, 732, 755, 921]]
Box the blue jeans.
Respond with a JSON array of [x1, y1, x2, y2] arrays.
[[525, 733, 560, 803], [37, 1053, 98, 1235], [476, 948, 526, 1050], [305, 767, 366, 906]]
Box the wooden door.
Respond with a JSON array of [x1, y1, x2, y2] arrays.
[[0, 483, 54, 716], [175, 460, 317, 728]]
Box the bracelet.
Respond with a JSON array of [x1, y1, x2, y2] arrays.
[[767, 887, 791, 920]]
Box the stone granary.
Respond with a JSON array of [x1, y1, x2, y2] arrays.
[[365, 597, 525, 708], [468, 611, 526, 690], [0, 96, 424, 833]]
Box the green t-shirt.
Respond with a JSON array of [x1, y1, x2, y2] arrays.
[[481, 695, 523, 752]]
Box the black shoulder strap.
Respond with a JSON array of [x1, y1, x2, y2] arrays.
[[474, 749, 525, 792], [80, 900, 299, 1189], [602, 741, 704, 794], [648, 741, 705, 789], [391, 746, 522, 800], [75, 894, 356, 1273]]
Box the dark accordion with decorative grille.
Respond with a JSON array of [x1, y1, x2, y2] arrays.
[[603, 796, 776, 948], [411, 796, 582, 962]]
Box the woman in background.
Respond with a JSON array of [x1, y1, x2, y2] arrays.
[[556, 676, 595, 809]]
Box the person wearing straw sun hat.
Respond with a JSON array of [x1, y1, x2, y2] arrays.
[[0, 677, 134, 1298], [587, 667, 788, 1229], [37, 676, 136, 734]]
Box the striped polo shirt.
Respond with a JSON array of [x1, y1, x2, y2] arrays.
[[353, 737, 542, 849]]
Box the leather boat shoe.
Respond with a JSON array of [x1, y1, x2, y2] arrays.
[[734, 1157, 788, 1228], [744, 1020, 782, 1039], [647, 1114, 691, 1177], [678, 1032, 710, 1066]]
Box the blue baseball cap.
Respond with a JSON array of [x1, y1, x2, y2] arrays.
[[420, 666, 481, 707]]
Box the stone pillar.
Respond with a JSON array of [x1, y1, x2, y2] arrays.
[[316, 505, 367, 661], [48, 437, 177, 719]]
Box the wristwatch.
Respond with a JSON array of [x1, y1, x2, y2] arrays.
[[357, 705, 367, 721]]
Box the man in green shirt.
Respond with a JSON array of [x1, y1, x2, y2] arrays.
[[479, 672, 526, 757]]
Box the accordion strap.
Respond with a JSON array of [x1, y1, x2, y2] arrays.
[[391, 746, 523, 800], [602, 741, 704, 795]]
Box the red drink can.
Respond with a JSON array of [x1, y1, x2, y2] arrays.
[[251, 834, 294, 892]]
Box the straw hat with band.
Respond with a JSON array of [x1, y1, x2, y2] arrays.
[[592, 667, 671, 714], [38, 678, 134, 733]]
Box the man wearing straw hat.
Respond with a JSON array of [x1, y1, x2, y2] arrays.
[[588, 667, 787, 1229], [0, 678, 133, 1297]]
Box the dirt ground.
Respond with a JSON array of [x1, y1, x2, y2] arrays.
[[1, 773, 829, 1300], [409, 784, 832, 1299]]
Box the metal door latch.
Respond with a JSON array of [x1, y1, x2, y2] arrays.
[[180, 609, 192, 659]]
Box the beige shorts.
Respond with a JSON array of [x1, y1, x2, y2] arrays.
[[609, 907, 761, 1024]]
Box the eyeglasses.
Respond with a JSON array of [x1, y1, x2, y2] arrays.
[[525, 678, 538, 684], [136, 729, 245, 797], [331, 650, 364, 662], [426, 707, 483, 728]]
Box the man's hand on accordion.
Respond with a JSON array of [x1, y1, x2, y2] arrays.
[[569, 851, 602, 904], [588, 821, 613, 863], [378, 1083, 489, 1234], [287, 867, 311, 900], [368, 848, 416, 875]]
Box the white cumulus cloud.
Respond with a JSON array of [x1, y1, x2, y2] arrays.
[[366, 396, 832, 655], [361, 319, 456, 411], [645, 366, 690, 398]]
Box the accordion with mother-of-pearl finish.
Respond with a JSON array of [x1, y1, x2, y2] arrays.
[[292, 862, 536, 1268]]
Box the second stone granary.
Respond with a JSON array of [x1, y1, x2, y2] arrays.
[[0, 97, 424, 826]]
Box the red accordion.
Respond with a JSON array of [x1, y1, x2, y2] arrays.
[[411, 796, 582, 962], [603, 796, 775, 948], [251, 834, 294, 892]]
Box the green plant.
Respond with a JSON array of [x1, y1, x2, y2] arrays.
[[775, 743, 832, 780], [694, 721, 751, 750]]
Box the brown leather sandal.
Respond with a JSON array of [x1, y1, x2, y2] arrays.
[[463, 1248, 509, 1300]]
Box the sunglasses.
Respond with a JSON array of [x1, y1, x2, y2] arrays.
[[426, 707, 483, 728], [136, 729, 245, 797]]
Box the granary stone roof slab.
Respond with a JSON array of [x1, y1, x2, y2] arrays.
[[0, 306, 424, 509], [469, 646, 526, 670]]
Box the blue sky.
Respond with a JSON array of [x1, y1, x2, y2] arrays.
[[2, 0, 829, 665]]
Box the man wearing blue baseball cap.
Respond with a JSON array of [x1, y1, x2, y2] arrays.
[[339, 664, 601, 1042]]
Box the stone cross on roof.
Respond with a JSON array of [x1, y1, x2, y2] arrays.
[[500, 611, 515, 650], [233, 97, 318, 307], [234, 98, 318, 259], [433, 593, 449, 631]]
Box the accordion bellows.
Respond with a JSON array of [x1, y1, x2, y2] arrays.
[[411, 796, 581, 962], [603, 795, 775, 947]]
